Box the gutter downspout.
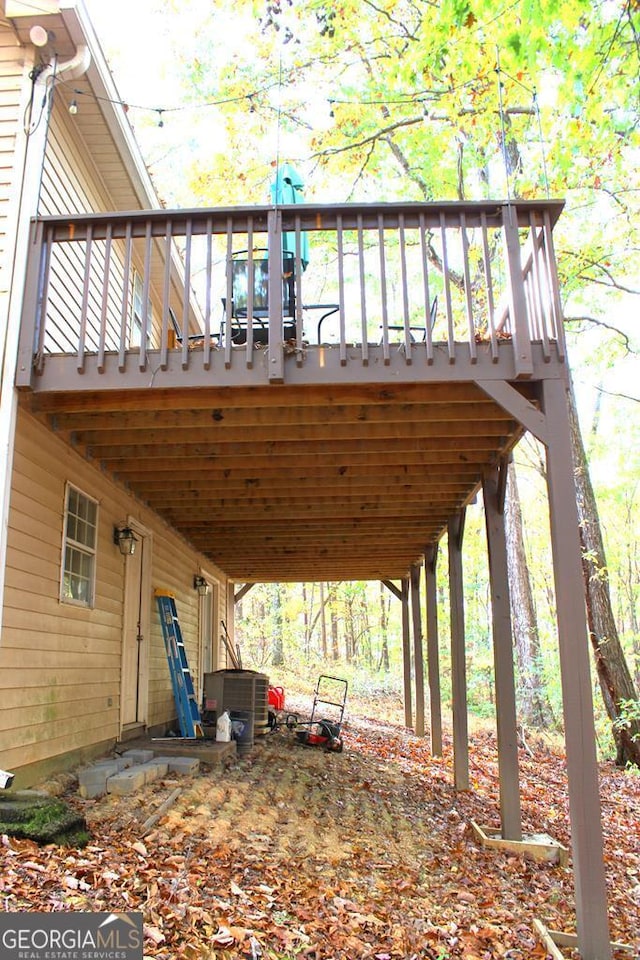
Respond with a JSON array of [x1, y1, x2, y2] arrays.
[[0, 38, 90, 639]]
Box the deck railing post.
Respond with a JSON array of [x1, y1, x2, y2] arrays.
[[267, 207, 284, 383], [16, 219, 46, 387], [502, 204, 533, 378]]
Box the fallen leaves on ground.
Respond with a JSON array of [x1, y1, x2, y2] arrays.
[[1, 707, 638, 960]]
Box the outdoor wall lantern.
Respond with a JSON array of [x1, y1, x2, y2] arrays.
[[113, 525, 137, 556], [30, 24, 54, 47], [193, 575, 209, 596]]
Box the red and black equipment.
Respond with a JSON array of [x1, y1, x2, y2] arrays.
[[286, 675, 348, 753]]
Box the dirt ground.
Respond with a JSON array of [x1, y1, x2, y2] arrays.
[[1, 705, 639, 960]]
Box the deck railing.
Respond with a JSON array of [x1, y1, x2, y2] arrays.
[[17, 199, 566, 387]]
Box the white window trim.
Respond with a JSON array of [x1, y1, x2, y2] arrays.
[[131, 270, 152, 347], [60, 482, 99, 608]]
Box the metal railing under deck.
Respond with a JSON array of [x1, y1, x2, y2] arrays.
[[17, 199, 566, 388]]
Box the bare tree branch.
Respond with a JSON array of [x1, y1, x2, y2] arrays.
[[594, 383, 640, 404], [347, 140, 377, 200], [564, 314, 637, 353], [310, 115, 423, 159]]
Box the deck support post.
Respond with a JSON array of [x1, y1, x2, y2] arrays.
[[383, 579, 413, 730], [267, 208, 285, 383], [542, 379, 612, 960], [483, 462, 522, 841], [225, 582, 237, 668], [424, 544, 443, 756], [448, 510, 469, 790], [401, 577, 413, 728], [410, 562, 425, 737]]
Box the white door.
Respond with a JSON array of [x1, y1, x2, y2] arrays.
[[121, 524, 151, 728]]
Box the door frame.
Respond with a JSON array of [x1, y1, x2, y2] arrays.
[[119, 517, 152, 734], [197, 572, 219, 702]]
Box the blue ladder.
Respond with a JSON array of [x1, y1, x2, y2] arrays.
[[155, 590, 204, 738]]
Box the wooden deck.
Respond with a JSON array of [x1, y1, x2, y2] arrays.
[[18, 198, 566, 583]]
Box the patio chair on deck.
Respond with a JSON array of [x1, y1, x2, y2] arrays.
[[222, 249, 296, 345], [382, 295, 438, 344], [169, 308, 218, 348]]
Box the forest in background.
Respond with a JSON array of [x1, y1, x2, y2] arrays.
[[87, 0, 640, 761]]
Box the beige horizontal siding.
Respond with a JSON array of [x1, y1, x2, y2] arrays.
[[0, 23, 24, 290], [2, 407, 227, 780]]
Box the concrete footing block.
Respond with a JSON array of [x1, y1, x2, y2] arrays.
[[78, 759, 121, 798], [137, 761, 169, 783], [154, 756, 201, 775], [121, 749, 155, 764], [106, 769, 147, 795]]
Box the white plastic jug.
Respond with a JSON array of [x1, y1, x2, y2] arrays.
[[216, 710, 231, 742]]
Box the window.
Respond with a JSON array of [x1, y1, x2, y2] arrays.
[[130, 270, 152, 347], [61, 485, 98, 606]]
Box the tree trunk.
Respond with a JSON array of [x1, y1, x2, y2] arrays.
[[568, 382, 640, 767], [271, 584, 283, 667], [302, 582, 310, 657], [329, 585, 339, 661], [344, 596, 355, 662], [504, 462, 555, 728], [319, 582, 328, 659]]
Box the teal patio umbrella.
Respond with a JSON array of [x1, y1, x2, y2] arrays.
[[270, 162, 310, 270]]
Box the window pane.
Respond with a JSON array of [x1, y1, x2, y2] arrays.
[[62, 486, 97, 606]]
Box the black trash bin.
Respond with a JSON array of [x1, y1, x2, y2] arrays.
[[229, 710, 254, 756]]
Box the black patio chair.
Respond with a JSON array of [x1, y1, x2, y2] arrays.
[[169, 308, 218, 348], [222, 249, 296, 345], [382, 295, 438, 343]]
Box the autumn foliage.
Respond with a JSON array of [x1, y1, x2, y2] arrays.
[[1, 709, 638, 959]]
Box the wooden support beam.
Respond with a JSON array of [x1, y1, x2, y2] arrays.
[[542, 378, 612, 960], [495, 453, 510, 514], [233, 583, 254, 604], [483, 466, 522, 841], [52, 400, 517, 433], [28, 380, 504, 415], [401, 578, 413, 729], [475, 379, 548, 444], [410, 564, 425, 736], [382, 579, 402, 601], [448, 510, 469, 791], [424, 544, 443, 757]]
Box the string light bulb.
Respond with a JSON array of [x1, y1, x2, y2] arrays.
[[69, 100, 78, 116]]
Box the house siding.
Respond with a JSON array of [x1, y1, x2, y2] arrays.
[[0, 407, 227, 784], [0, 22, 27, 296]]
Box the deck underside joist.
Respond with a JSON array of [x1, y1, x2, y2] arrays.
[[25, 376, 544, 582]]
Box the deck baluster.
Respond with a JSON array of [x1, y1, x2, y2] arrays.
[[76, 224, 93, 374], [118, 222, 132, 371]]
